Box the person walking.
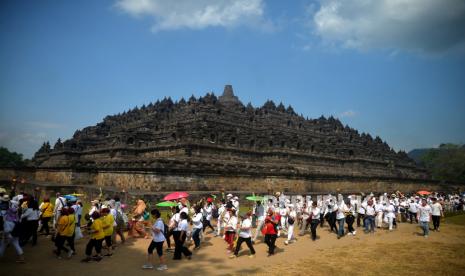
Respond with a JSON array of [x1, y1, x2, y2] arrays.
[[192, 206, 203, 250], [173, 212, 192, 260], [81, 211, 104, 262], [336, 200, 347, 239], [417, 199, 432, 238], [364, 199, 376, 234], [224, 208, 238, 253], [264, 209, 278, 256], [431, 198, 443, 231], [284, 204, 296, 245], [38, 197, 53, 237], [230, 211, 255, 258], [252, 201, 265, 242], [309, 202, 320, 241], [142, 209, 167, 271]]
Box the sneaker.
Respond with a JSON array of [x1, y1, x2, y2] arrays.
[[284, 240, 289, 245], [353, 231, 356, 235], [81, 257, 92, 263], [424, 235, 428, 238], [229, 255, 237, 259], [347, 233, 352, 236], [104, 253, 113, 257], [186, 255, 192, 260], [157, 265, 168, 271], [67, 250, 74, 258], [142, 264, 154, 269], [248, 254, 255, 258]]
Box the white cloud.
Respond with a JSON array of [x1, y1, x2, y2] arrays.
[[340, 110, 357, 118], [312, 0, 465, 54], [115, 0, 269, 32]]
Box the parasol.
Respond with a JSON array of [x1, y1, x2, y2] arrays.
[[246, 195, 265, 201], [417, 190, 432, 195], [163, 191, 189, 201], [156, 201, 178, 207]]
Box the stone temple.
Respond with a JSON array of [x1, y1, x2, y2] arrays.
[[31, 85, 430, 193]]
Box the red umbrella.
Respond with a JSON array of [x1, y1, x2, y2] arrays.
[[164, 191, 189, 201], [417, 190, 431, 195]]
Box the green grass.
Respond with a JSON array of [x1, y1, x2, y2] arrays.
[[445, 213, 465, 226]]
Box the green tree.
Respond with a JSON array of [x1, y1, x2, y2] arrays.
[[0, 147, 25, 167], [421, 144, 465, 183]]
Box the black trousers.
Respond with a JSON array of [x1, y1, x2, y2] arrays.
[[264, 234, 277, 255], [165, 228, 173, 248], [173, 231, 191, 260], [85, 238, 103, 256], [203, 219, 215, 232], [346, 215, 355, 233], [66, 234, 75, 252], [234, 236, 255, 256], [328, 211, 338, 233], [319, 214, 324, 227], [22, 220, 39, 245], [432, 215, 441, 230], [55, 234, 69, 255], [310, 219, 319, 240], [40, 217, 51, 235], [409, 212, 418, 223]]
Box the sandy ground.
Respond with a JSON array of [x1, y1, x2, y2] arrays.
[[2, 218, 465, 276]]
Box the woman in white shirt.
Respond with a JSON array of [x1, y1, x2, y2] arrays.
[[385, 201, 396, 231], [285, 205, 296, 245], [431, 198, 443, 231], [202, 199, 215, 233], [336, 201, 347, 239], [375, 200, 384, 228], [224, 209, 238, 253], [173, 211, 192, 260], [142, 209, 167, 270], [345, 201, 356, 236], [310, 202, 320, 241], [192, 206, 203, 250], [20, 200, 40, 246], [230, 211, 255, 258]]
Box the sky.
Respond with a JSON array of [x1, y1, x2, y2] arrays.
[[1, 0, 464, 158]]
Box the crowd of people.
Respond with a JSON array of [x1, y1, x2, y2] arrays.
[[0, 185, 464, 271]]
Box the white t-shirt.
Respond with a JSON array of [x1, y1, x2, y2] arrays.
[[204, 205, 213, 220], [366, 205, 376, 216], [152, 218, 166, 242], [386, 205, 396, 218], [409, 202, 418, 213], [302, 206, 310, 220], [192, 213, 203, 229], [311, 207, 320, 219], [336, 203, 347, 220], [226, 215, 238, 232], [239, 218, 252, 238], [431, 203, 443, 216], [418, 205, 432, 222], [178, 219, 189, 232]]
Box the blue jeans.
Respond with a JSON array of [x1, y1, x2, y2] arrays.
[[364, 216, 375, 233], [192, 228, 201, 247], [420, 221, 429, 236], [337, 218, 345, 237]]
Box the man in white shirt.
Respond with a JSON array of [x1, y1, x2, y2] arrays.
[[230, 211, 255, 258], [53, 193, 66, 229], [417, 199, 432, 238], [431, 198, 443, 231], [408, 199, 419, 224], [299, 203, 310, 236], [375, 200, 385, 228]]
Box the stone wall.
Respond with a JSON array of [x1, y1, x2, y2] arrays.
[[1, 168, 461, 194]]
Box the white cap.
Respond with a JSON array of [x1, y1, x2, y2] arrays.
[[227, 194, 233, 198]]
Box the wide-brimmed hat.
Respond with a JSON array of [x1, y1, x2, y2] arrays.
[[1, 194, 10, 201]]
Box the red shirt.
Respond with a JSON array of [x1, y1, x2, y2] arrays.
[[264, 215, 278, 235]]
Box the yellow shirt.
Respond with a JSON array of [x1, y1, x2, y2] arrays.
[[63, 214, 75, 237], [57, 215, 69, 236], [41, 202, 53, 218], [91, 218, 105, 240], [102, 214, 114, 236]]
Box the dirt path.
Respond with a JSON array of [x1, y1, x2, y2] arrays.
[[2, 219, 465, 276]]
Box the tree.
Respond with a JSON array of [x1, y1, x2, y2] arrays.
[[421, 144, 465, 183], [0, 147, 25, 167]]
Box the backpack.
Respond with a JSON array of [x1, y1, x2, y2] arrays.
[[212, 206, 219, 219], [115, 210, 125, 226]]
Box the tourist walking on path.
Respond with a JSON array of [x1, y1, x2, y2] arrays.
[[336, 200, 347, 239], [230, 211, 255, 258], [63, 207, 76, 258], [101, 208, 114, 257], [364, 199, 376, 234], [417, 199, 432, 238], [431, 198, 443, 231], [285, 204, 296, 245], [142, 209, 167, 271], [173, 212, 192, 260], [310, 202, 320, 241], [299, 203, 310, 236], [192, 206, 203, 250], [20, 199, 40, 246], [345, 200, 356, 236], [224, 208, 238, 253], [408, 199, 419, 224], [54, 207, 71, 259], [81, 211, 104, 262], [0, 204, 25, 263], [264, 209, 278, 256], [38, 197, 53, 237], [202, 199, 215, 233]]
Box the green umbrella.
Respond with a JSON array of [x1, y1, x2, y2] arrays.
[[246, 195, 265, 201], [156, 201, 178, 207]]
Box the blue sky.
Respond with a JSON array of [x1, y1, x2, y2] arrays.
[[1, 0, 464, 158]]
